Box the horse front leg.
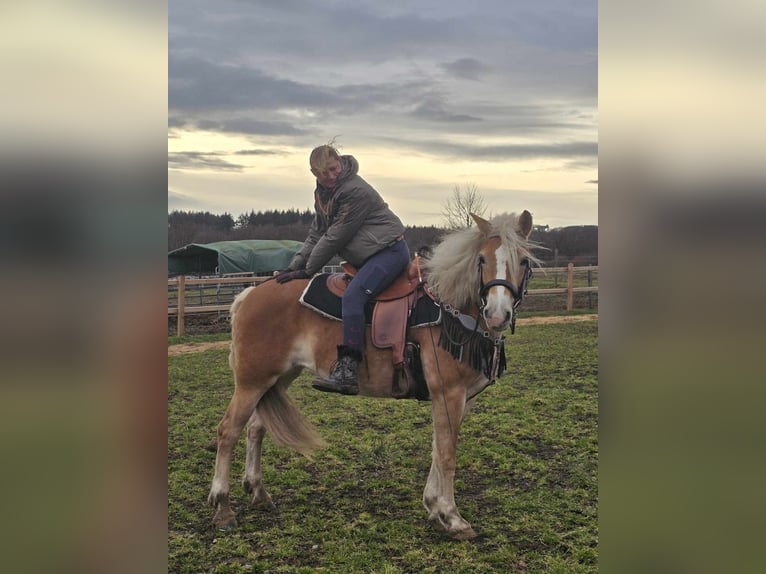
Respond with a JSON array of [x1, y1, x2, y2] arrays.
[[242, 409, 277, 512], [208, 385, 263, 529], [423, 387, 477, 540]]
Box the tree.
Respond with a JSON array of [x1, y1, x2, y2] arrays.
[[441, 183, 487, 229]]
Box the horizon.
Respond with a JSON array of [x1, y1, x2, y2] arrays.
[[167, 206, 598, 230]]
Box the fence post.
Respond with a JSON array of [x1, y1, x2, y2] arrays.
[[177, 275, 185, 337], [566, 263, 574, 311]]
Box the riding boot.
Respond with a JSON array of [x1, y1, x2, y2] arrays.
[[312, 345, 361, 395]]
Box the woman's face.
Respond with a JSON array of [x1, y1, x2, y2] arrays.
[[312, 158, 343, 189]]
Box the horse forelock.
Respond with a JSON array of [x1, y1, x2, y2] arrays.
[[425, 212, 539, 309]]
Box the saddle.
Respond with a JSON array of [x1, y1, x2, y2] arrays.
[[328, 256, 428, 399]]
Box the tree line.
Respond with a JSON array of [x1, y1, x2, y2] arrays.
[[168, 209, 597, 265]]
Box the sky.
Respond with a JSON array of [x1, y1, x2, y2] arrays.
[[168, 0, 597, 228]]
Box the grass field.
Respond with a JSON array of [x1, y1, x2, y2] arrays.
[[168, 320, 598, 573]]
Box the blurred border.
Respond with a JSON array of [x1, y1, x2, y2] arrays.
[[600, 1, 766, 572], [1, 1, 765, 573], [0, 2, 168, 573]]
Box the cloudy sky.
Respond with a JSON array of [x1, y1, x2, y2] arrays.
[[169, 0, 597, 228]]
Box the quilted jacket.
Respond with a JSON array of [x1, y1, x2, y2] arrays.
[[288, 155, 405, 275]]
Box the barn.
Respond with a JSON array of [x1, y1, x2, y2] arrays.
[[167, 239, 303, 276]]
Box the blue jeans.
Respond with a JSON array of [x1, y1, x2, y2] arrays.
[[342, 239, 410, 352]]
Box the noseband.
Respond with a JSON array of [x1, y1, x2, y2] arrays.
[[478, 258, 533, 334]]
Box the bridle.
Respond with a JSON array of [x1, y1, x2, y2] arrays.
[[428, 249, 533, 407], [478, 256, 533, 335]]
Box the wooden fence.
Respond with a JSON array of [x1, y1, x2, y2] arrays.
[[168, 263, 598, 336]]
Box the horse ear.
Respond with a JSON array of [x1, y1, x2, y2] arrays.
[[470, 213, 493, 237], [517, 210, 533, 238]]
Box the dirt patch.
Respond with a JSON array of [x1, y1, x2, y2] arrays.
[[516, 314, 598, 326], [167, 314, 597, 356], [168, 341, 230, 356]]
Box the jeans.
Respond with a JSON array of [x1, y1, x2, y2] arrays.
[[342, 239, 410, 352]]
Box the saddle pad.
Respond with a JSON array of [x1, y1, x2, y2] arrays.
[[299, 273, 441, 328]]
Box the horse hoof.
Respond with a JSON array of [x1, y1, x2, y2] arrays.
[[428, 516, 447, 532], [255, 499, 278, 513], [450, 526, 477, 541], [213, 510, 237, 530], [215, 517, 237, 531]]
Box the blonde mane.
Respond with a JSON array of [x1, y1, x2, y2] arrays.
[[424, 213, 540, 310]]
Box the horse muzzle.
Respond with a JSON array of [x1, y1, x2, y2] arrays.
[[483, 307, 512, 332]]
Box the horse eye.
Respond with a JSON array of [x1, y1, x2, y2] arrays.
[[478, 255, 486, 265]]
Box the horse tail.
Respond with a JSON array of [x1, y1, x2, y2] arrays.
[[230, 284, 325, 456], [256, 383, 327, 459]]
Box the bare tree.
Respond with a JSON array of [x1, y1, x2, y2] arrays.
[[441, 183, 487, 229]]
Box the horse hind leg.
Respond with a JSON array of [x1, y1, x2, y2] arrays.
[[241, 406, 276, 512], [208, 384, 265, 530], [241, 366, 305, 513]]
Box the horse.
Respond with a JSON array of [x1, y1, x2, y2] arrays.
[[208, 211, 538, 540]]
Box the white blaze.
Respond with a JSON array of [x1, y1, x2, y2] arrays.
[[483, 245, 514, 329], [494, 245, 509, 284]]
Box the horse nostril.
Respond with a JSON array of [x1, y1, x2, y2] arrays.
[[505, 311, 511, 323]]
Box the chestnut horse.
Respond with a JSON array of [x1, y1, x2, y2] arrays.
[[208, 211, 537, 539]]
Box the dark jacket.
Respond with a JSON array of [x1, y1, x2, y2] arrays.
[[288, 155, 405, 275]]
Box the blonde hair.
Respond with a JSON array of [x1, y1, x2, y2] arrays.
[[425, 213, 541, 309], [309, 145, 341, 172]]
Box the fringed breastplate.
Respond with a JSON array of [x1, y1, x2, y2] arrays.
[[437, 302, 507, 382]]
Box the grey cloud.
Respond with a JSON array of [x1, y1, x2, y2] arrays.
[[169, 115, 304, 137], [170, 1, 596, 75], [170, 56, 479, 136], [561, 157, 599, 170], [169, 56, 338, 112], [169, 55, 439, 118], [170, 1, 597, 105], [234, 149, 284, 156], [168, 0, 597, 192], [410, 105, 482, 123], [168, 152, 246, 172], [370, 102, 594, 141], [440, 58, 488, 80], [170, 1, 461, 67], [196, 118, 308, 136], [408, 140, 598, 161], [506, 3, 597, 52]]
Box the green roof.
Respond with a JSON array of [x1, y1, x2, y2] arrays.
[[168, 239, 303, 276]]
